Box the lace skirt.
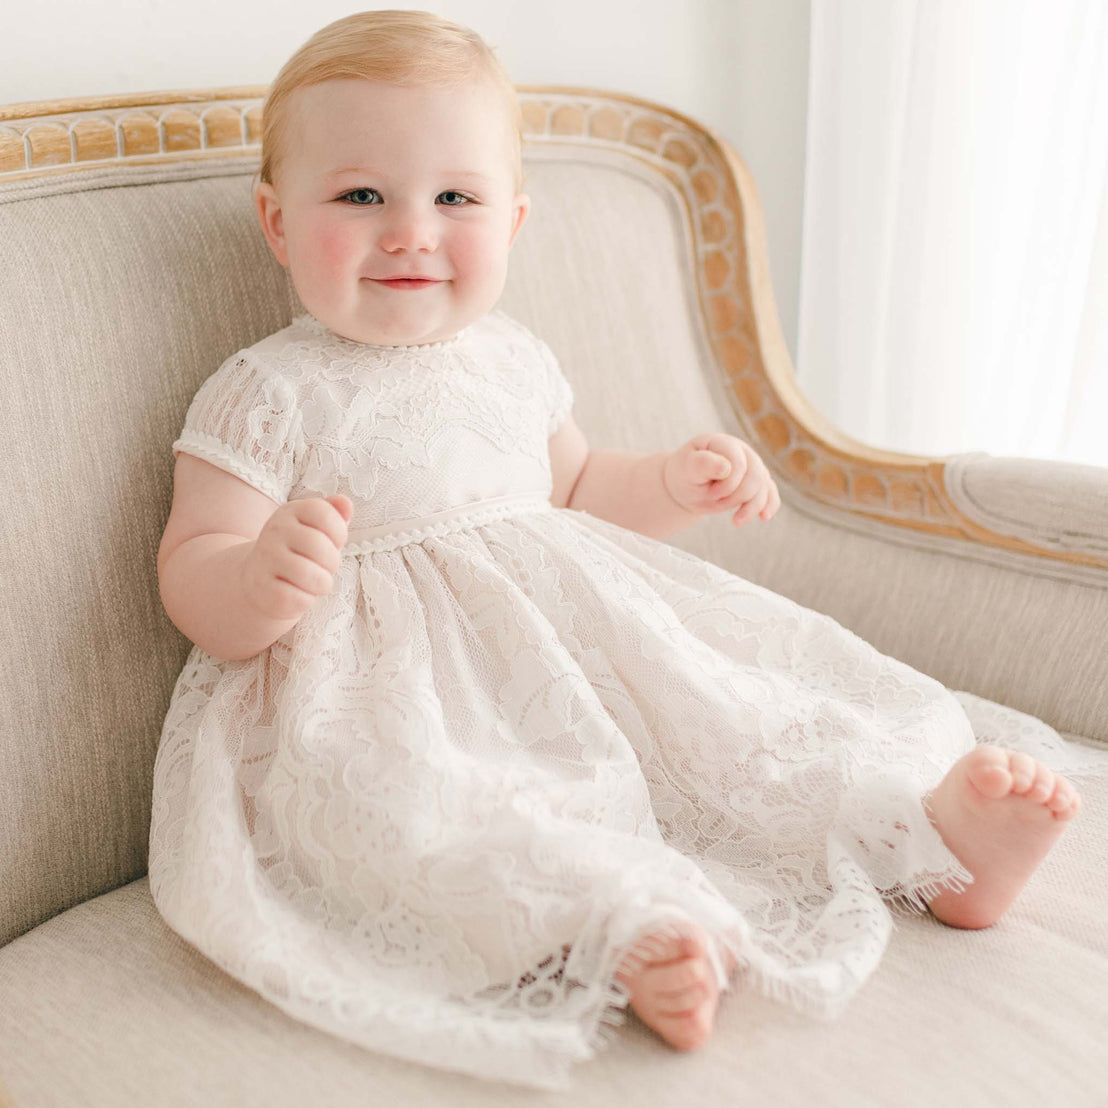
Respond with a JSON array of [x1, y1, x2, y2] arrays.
[[148, 499, 1108, 1090]]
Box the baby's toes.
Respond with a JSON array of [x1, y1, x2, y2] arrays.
[[657, 1001, 715, 1051], [964, 745, 1013, 798], [683, 998, 718, 1047], [657, 984, 710, 1015], [654, 955, 710, 995], [1008, 751, 1038, 795], [652, 961, 712, 1013], [1025, 761, 1056, 804], [1046, 775, 1081, 820], [649, 927, 701, 965], [617, 931, 679, 981], [616, 924, 707, 989]]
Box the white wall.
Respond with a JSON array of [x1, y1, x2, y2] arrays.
[[3, 0, 810, 362]]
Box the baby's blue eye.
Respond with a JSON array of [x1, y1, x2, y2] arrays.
[[438, 191, 470, 206], [343, 188, 380, 205]]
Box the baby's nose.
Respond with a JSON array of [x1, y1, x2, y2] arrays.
[[379, 204, 438, 252]]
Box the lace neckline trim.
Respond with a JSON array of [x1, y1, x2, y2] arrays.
[[293, 312, 471, 352]]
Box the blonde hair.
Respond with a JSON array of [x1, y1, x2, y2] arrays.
[[254, 10, 523, 197]]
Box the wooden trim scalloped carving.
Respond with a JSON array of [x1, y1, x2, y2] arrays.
[[1, 84, 1103, 571], [0, 88, 267, 173]]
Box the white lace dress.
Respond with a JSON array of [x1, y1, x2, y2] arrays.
[[149, 308, 1108, 1091]]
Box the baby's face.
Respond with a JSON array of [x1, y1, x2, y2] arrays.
[[255, 78, 529, 347]]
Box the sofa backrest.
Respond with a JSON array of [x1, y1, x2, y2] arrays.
[[4, 88, 1107, 949]]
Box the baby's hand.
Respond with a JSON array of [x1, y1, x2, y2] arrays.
[[241, 494, 354, 621], [663, 433, 780, 526]]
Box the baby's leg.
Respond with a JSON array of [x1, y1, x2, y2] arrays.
[[922, 745, 1081, 929], [614, 923, 736, 1051]]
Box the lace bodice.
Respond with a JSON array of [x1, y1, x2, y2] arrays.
[[172, 309, 574, 531]]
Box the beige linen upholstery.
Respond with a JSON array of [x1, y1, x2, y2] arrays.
[[2, 783, 1106, 1108], [1, 88, 1106, 1107]]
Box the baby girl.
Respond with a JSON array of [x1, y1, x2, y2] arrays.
[[151, 9, 1087, 1091]]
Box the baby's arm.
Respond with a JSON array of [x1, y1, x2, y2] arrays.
[[549, 414, 699, 541], [158, 453, 349, 662], [549, 415, 779, 542]]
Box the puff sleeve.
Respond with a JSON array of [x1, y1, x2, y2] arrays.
[[171, 351, 303, 504], [536, 338, 575, 436]]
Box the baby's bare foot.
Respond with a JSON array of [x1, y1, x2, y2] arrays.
[[613, 923, 734, 1052], [923, 745, 1081, 929]]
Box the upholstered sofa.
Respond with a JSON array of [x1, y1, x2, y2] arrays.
[[1, 84, 1106, 1107]]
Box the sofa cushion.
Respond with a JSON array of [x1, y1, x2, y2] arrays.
[[2, 771, 1105, 1107]]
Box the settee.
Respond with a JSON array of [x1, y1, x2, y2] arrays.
[[1, 84, 1106, 1107]]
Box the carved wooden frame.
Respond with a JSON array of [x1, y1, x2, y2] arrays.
[[2, 85, 1100, 570]]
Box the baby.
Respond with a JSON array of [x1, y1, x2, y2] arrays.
[[154, 8, 1084, 1081]]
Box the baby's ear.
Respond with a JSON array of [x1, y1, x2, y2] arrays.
[[254, 182, 289, 267], [507, 193, 531, 249]]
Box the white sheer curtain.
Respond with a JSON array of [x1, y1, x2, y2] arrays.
[[797, 0, 1108, 467]]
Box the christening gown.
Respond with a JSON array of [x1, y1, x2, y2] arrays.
[[149, 307, 1108, 1091]]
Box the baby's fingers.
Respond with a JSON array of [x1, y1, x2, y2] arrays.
[[286, 522, 343, 576], [718, 456, 767, 509], [732, 485, 771, 526], [758, 482, 781, 521], [288, 495, 350, 551], [687, 449, 734, 486], [271, 548, 335, 600], [242, 547, 329, 621]]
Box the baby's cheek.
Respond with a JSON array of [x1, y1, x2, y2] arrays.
[[297, 216, 358, 276], [453, 225, 505, 283], [318, 229, 362, 276]]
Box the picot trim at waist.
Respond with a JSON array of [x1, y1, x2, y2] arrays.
[[343, 491, 555, 553]]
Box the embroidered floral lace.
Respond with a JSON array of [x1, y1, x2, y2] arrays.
[[148, 309, 1108, 1091]]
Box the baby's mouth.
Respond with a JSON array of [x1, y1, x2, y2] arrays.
[[370, 276, 445, 290]]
